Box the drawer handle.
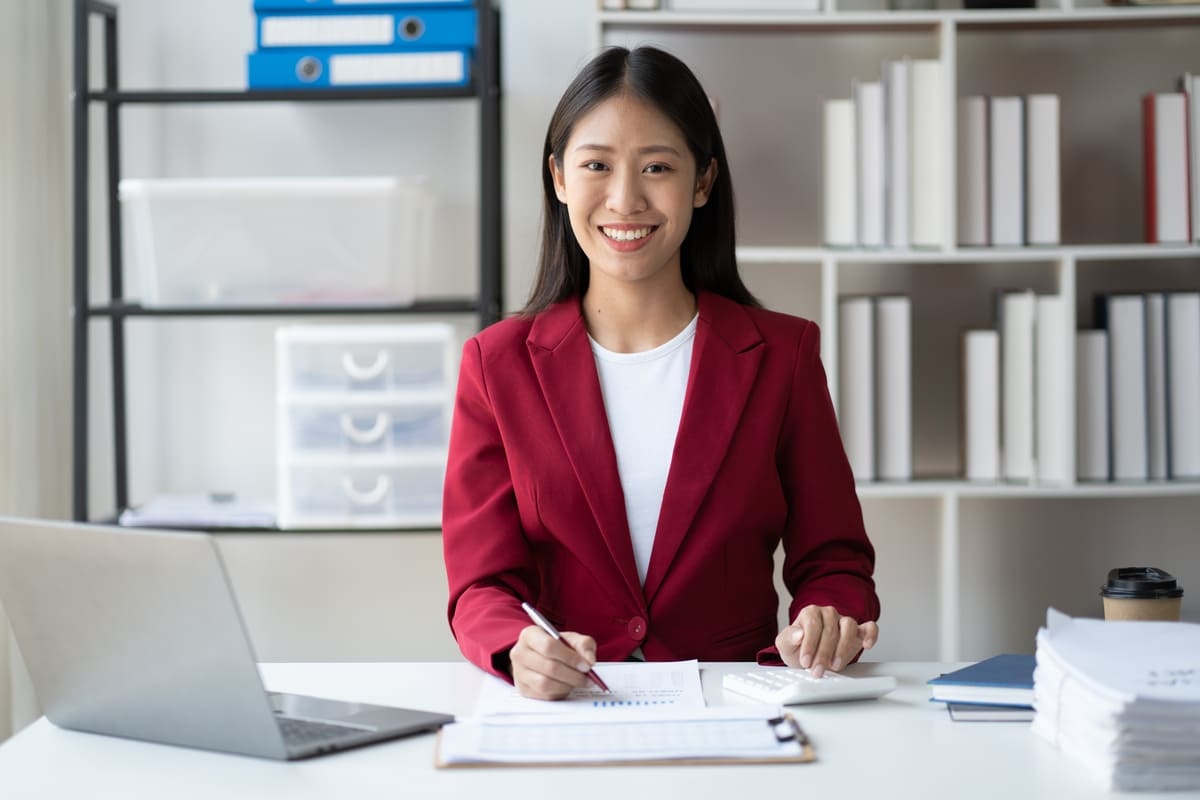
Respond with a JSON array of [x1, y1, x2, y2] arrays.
[[340, 475, 391, 506], [341, 350, 389, 382], [339, 412, 390, 444]]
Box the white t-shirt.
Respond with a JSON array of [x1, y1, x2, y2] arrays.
[[589, 315, 698, 585]]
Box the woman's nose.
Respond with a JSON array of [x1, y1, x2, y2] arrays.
[[605, 169, 647, 215]]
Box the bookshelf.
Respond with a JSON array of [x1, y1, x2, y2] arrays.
[[73, 0, 502, 529], [597, 5, 1200, 661]]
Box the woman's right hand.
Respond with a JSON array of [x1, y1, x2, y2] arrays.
[[509, 624, 598, 700]]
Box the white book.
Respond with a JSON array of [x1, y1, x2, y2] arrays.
[[1184, 74, 1200, 243], [1103, 294, 1149, 481], [874, 296, 912, 481], [957, 96, 988, 247], [989, 96, 1025, 247], [1144, 293, 1168, 480], [838, 297, 875, 481], [884, 60, 910, 249], [1000, 291, 1036, 481], [908, 60, 945, 249], [1076, 330, 1110, 482], [1143, 93, 1191, 244], [824, 99, 857, 248], [856, 82, 886, 248], [1035, 296, 1071, 484], [1166, 292, 1200, 479], [964, 330, 1000, 481], [1025, 94, 1060, 246]]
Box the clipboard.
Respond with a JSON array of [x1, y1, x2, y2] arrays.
[[433, 709, 816, 768]]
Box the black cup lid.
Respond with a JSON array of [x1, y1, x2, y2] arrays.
[[1100, 567, 1184, 599]]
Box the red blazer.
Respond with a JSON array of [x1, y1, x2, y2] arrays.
[[442, 291, 879, 678]]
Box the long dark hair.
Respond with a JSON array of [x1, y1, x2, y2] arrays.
[[522, 46, 758, 315]]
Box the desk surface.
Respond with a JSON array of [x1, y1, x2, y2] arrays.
[[0, 661, 1187, 799]]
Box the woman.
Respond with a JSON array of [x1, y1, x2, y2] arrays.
[[442, 46, 879, 700]]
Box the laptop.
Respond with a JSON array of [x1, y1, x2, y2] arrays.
[[0, 517, 453, 760]]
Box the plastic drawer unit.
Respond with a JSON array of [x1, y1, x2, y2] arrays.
[[275, 323, 456, 529], [120, 176, 432, 307]]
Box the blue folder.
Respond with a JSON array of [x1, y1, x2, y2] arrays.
[[254, 0, 473, 9], [247, 47, 470, 89], [256, 7, 477, 51]]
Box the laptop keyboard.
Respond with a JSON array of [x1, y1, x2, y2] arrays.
[[277, 716, 371, 748]]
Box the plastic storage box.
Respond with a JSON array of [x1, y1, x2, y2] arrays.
[[275, 323, 456, 529], [119, 176, 431, 307]]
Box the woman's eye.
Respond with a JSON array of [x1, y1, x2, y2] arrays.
[[644, 163, 671, 174], [583, 161, 608, 172]]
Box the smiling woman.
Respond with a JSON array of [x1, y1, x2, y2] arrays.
[[0, 0, 72, 740], [442, 46, 880, 703]]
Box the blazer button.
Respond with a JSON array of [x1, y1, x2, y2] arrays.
[[627, 616, 647, 642]]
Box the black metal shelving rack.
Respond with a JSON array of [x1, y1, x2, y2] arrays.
[[71, 0, 503, 524]]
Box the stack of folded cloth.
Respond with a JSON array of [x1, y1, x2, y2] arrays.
[[1032, 609, 1200, 792]]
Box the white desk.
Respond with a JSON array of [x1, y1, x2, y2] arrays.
[[0, 662, 1188, 799]]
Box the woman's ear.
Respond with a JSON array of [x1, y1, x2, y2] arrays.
[[549, 154, 568, 204], [694, 158, 718, 208]]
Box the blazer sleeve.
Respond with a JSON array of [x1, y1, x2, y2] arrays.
[[776, 321, 880, 628], [442, 337, 537, 680]]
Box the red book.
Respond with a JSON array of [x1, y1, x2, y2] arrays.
[[1143, 92, 1192, 244]]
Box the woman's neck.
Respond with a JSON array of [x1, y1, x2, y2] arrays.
[[582, 277, 697, 354]]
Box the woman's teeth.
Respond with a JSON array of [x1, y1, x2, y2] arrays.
[[602, 226, 652, 241]]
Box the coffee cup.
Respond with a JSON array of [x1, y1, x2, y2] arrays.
[[1100, 567, 1184, 621]]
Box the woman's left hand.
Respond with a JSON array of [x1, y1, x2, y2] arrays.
[[775, 605, 878, 677]]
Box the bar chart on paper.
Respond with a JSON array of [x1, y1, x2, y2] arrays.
[[473, 660, 706, 715]]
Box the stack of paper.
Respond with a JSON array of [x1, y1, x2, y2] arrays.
[[1032, 609, 1200, 792]]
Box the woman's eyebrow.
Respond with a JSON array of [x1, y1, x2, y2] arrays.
[[572, 143, 682, 156]]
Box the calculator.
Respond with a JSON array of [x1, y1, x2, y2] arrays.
[[722, 668, 898, 705]]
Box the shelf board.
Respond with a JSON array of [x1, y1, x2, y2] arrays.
[[856, 479, 1200, 499], [735, 243, 1200, 264], [88, 85, 480, 104], [598, 6, 1200, 31], [86, 299, 480, 318]]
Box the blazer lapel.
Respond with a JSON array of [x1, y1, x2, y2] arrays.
[[642, 293, 765, 606], [527, 300, 644, 607]]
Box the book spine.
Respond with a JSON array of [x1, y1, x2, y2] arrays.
[[1076, 330, 1110, 482], [884, 60, 910, 250], [1145, 293, 1168, 480], [838, 297, 875, 481], [875, 296, 912, 481], [989, 96, 1024, 247], [1035, 295, 1071, 483], [964, 330, 1000, 481], [1105, 294, 1150, 481], [1000, 290, 1036, 481], [856, 82, 886, 248], [1144, 93, 1158, 244], [1025, 94, 1060, 246], [1166, 292, 1200, 478], [909, 60, 944, 249], [1145, 93, 1190, 244], [824, 99, 857, 248]]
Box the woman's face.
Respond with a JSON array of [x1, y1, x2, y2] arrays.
[[550, 93, 715, 293]]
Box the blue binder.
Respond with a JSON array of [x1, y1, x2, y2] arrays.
[[247, 47, 470, 89], [254, 0, 473, 9], [257, 7, 477, 51]]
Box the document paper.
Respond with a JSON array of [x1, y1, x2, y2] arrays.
[[438, 706, 801, 765], [473, 659, 705, 716]]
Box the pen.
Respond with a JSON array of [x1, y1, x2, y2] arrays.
[[520, 601, 611, 693]]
